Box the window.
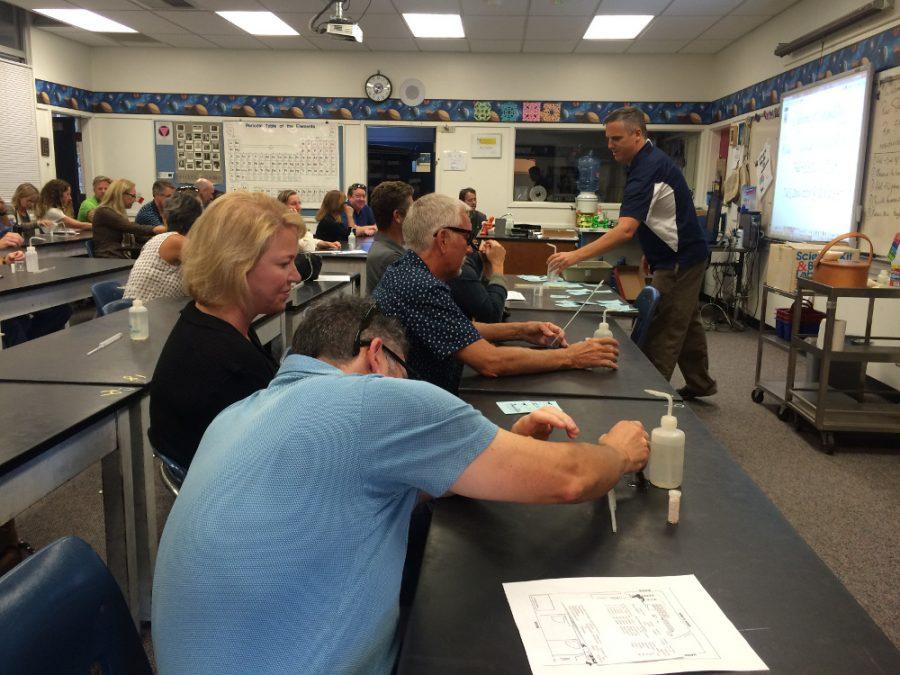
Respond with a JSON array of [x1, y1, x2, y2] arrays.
[[0, 1, 25, 59], [514, 128, 700, 204]]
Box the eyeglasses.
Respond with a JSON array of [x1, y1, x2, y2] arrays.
[[353, 303, 418, 380], [435, 226, 477, 248], [124, 192, 137, 199]]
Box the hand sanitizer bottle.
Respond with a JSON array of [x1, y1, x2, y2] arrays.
[[25, 245, 39, 272], [348, 230, 357, 251], [593, 310, 613, 339], [645, 389, 685, 489], [129, 299, 150, 341]]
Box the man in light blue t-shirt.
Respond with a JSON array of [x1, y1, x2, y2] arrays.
[[152, 297, 649, 674]]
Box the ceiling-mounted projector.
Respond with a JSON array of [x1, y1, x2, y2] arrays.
[[311, 1, 363, 43]]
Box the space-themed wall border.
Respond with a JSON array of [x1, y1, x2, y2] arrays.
[[34, 24, 898, 126]]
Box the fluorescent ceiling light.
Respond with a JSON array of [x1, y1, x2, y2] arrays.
[[584, 15, 654, 40], [216, 11, 298, 36], [403, 13, 465, 39], [34, 8, 136, 33]]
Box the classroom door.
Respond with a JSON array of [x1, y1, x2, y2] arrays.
[[52, 114, 84, 213], [366, 126, 435, 198]]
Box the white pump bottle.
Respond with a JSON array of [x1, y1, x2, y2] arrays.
[[645, 389, 685, 489], [593, 309, 613, 339]]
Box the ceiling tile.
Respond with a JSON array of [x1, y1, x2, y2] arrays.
[[528, 0, 600, 16], [463, 15, 525, 40], [65, 0, 146, 10], [574, 38, 631, 53], [627, 39, 689, 53], [253, 35, 317, 49], [273, 13, 317, 34], [359, 13, 413, 39], [663, 0, 742, 16], [305, 36, 371, 50], [155, 11, 249, 35], [522, 39, 579, 53], [12, 0, 76, 8], [468, 38, 522, 52], [701, 14, 769, 40], [116, 38, 167, 47], [40, 26, 123, 46], [678, 38, 730, 53], [204, 34, 270, 49], [595, 0, 669, 12], [731, 0, 798, 15], [525, 16, 591, 40], [100, 11, 190, 34], [147, 33, 219, 48], [639, 15, 718, 40], [415, 37, 470, 51], [365, 37, 420, 51], [393, 0, 463, 12], [461, 0, 530, 15], [185, 0, 265, 10]]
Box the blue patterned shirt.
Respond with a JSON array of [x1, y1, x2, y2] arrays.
[[135, 200, 164, 227], [373, 250, 482, 393], [152, 355, 498, 674]]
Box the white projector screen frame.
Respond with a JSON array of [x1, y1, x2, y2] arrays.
[[769, 65, 873, 243]]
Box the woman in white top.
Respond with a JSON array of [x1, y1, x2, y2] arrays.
[[35, 179, 91, 231], [277, 190, 340, 252], [124, 190, 202, 302]]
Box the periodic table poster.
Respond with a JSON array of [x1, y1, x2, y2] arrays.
[[224, 121, 340, 207], [174, 121, 224, 185]]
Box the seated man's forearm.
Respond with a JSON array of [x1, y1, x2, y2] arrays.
[[464, 344, 573, 378]]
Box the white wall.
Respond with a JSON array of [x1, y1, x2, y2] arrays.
[[89, 48, 717, 102], [712, 0, 900, 100], [29, 28, 93, 91]]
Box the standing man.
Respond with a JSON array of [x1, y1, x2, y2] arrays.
[[459, 187, 487, 231], [366, 180, 413, 294], [77, 175, 111, 222], [342, 182, 377, 236], [548, 106, 716, 400], [136, 179, 175, 227]]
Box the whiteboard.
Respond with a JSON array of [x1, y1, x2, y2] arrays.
[[770, 67, 873, 243], [860, 69, 900, 256], [224, 121, 340, 208], [0, 59, 40, 204]]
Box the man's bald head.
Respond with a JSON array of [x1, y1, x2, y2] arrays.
[[195, 178, 214, 206]]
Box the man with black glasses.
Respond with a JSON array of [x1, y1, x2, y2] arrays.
[[152, 295, 650, 675], [373, 193, 620, 394]]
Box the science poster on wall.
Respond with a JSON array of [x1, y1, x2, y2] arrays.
[[174, 121, 225, 186]]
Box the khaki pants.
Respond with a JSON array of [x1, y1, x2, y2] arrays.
[[642, 260, 717, 394]]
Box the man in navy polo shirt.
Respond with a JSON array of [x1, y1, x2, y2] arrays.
[[342, 182, 378, 236], [549, 106, 716, 399]]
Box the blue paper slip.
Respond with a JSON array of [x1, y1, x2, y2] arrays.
[[550, 294, 569, 298], [497, 400, 562, 415], [566, 289, 591, 296], [518, 275, 547, 282], [555, 301, 580, 308]]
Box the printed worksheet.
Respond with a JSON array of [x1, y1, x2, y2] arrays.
[[503, 575, 767, 674]]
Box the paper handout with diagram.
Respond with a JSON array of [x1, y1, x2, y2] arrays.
[[503, 575, 767, 674]]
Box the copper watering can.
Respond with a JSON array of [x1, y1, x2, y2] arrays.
[[812, 232, 873, 288]]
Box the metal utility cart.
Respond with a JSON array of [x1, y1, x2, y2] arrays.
[[753, 278, 900, 453]]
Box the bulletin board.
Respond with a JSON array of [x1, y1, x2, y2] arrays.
[[173, 121, 225, 185], [223, 121, 341, 208]]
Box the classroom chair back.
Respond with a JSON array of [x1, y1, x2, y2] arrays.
[[630, 285, 661, 348], [91, 281, 124, 316]]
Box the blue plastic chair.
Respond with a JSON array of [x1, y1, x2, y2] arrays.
[[91, 281, 123, 316], [0, 536, 151, 674], [153, 445, 187, 496], [101, 298, 133, 316], [630, 285, 661, 348]]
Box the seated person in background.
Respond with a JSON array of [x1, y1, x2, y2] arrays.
[[6, 183, 40, 236], [449, 237, 508, 323], [35, 179, 91, 231], [92, 179, 165, 259], [459, 187, 487, 231], [195, 178, 215, 208], [366, 180, 413, 294], [76, 175, 111, 222], [135, 179, 175, 228], [124, 191, 202, 303], [314, 189, 354, 244], [277, 189, 339, 252], [342, 182, 378, 237], [374, 194, 618, 394], [0, 231, 72, 347], [151, 295, 650, 675], [149, 192, 301, 470]]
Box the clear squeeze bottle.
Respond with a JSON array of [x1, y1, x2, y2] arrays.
[[347, 230, 357, 250], [645, 389, 685, 489], [593, 309, 613, 339], [129, 299, 150, 341], [24, 245, 39, 272]]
